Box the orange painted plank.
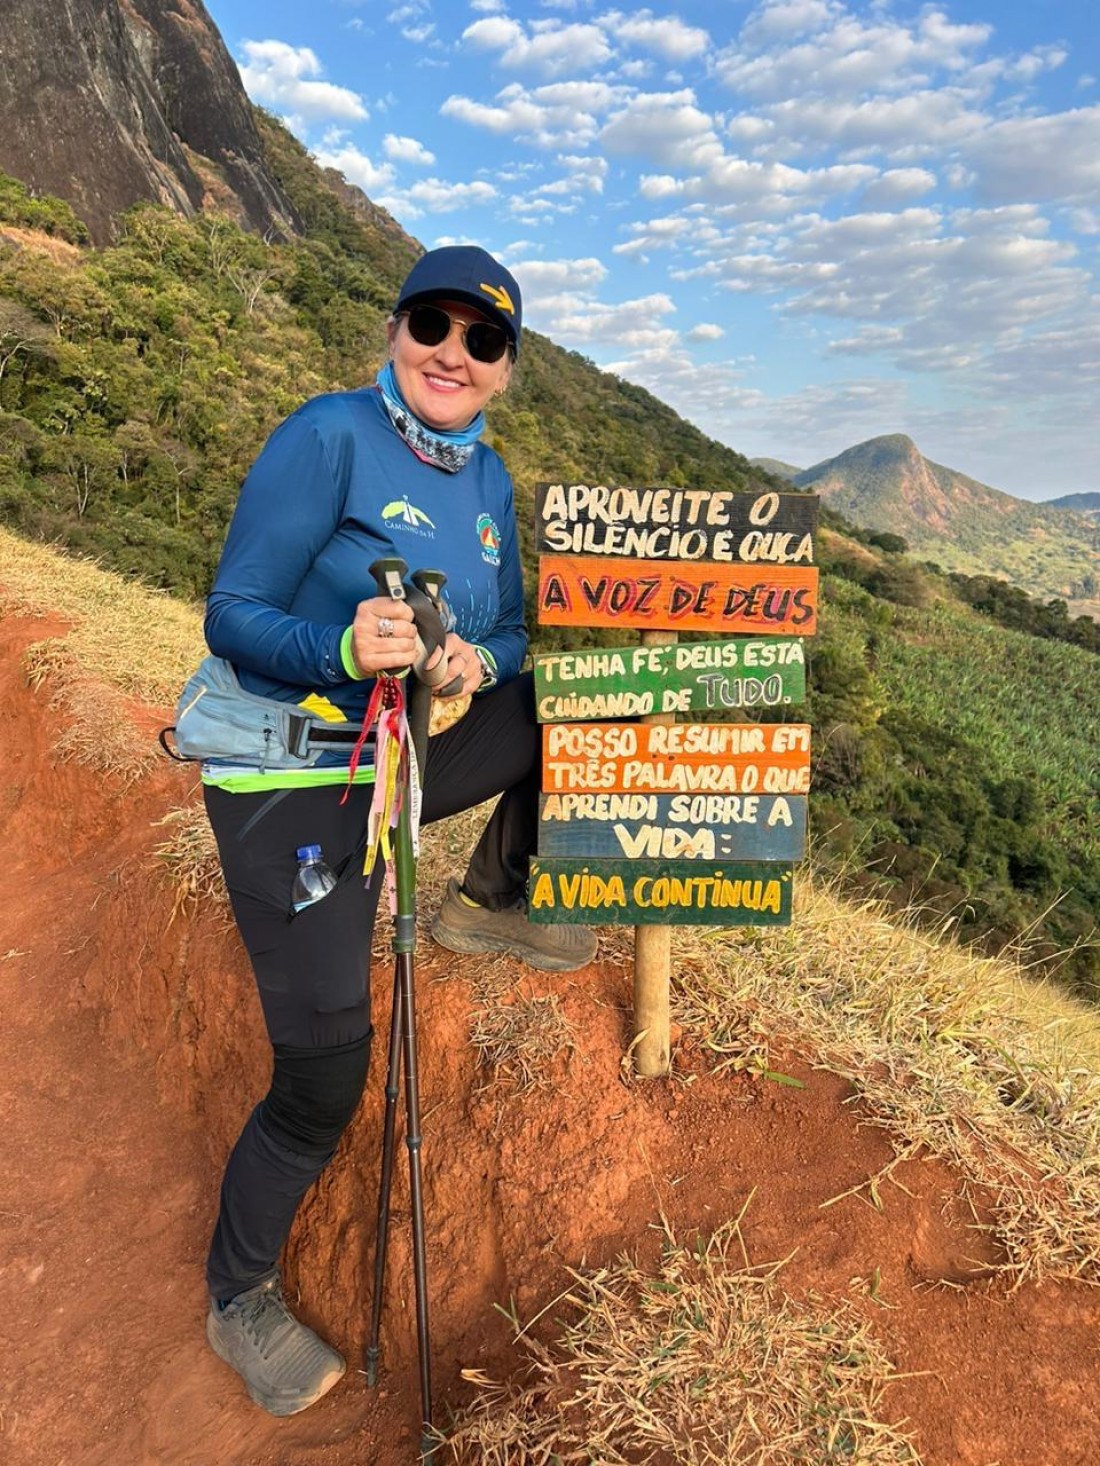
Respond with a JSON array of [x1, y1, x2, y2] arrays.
[[541, 723, 812, 795], [537, 556, 818, 634]]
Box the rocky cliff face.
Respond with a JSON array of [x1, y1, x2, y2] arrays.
[[0, 0, 298, 244]]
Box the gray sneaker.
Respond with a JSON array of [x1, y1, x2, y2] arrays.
[[431, 878, 597, 972], [206, 1276, 345, 1417]]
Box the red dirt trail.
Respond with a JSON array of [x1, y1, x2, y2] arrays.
[[0, 611, 1097, 1466]]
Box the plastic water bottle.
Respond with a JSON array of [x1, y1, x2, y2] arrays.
[[291, 845, 337, 913]]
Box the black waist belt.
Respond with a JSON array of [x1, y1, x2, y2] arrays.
[[287, 713, 372, 757]]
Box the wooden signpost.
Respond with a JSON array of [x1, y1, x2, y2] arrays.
[[537, 793, 808, 862], [538, 556, 819, 635], [541, 722, 812, 793], [533, 636, 806, 720], [529, 859, 795, 925], [530, 482, 820, 1077], [535, 483, 818, 563]]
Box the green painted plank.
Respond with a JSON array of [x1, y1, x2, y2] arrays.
[[537, 793, 807, 862], [528, 858, 794, 926], [533, 637, 805, 721], [535, 483, 819, 563]]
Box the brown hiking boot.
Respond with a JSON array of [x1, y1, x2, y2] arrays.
[[431, 877, 597, 972]]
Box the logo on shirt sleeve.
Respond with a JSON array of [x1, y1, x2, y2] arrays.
[[476, 512, 501, 565]]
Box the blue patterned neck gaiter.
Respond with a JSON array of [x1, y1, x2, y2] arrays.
[[374, 362, 485, 473]]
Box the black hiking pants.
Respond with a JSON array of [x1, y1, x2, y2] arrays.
[[203, 672, 539, 1302]]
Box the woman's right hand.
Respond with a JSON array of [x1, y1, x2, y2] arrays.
[[349, 596, 418, 677]]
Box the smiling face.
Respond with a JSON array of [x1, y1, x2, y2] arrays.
[[387, 298, 513, 433]]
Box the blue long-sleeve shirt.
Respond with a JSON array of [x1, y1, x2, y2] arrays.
[[205, 387, 527, 721]]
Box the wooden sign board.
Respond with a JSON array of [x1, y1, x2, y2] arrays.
[[538, 556, 818, 635], [533, 637, 805, 722], [535, 484, 818, 565], [528, 858, 794, 926], [538, 793, 808, 862], [542, 723, 812, 796]]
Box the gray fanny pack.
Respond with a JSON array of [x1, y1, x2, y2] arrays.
[[165, 655, 362, 769]]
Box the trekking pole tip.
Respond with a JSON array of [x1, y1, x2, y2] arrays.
[[419, 1431, 443, 1463]]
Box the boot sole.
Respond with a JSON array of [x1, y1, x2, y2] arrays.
[[206, 1311, 346, 1417], [431, 916, 596, 973]]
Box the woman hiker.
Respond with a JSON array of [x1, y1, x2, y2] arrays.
[[182, 246, 596, 1414]]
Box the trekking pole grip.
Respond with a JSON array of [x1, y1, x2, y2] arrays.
[[411, 570, 463, 700], [369, 557, 447, 690]]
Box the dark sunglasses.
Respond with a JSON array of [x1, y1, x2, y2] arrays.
[[400, 304, 511, 364]]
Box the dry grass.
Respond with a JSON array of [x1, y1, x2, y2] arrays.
[[0, 527, 204, 708], [445, 1213, 922, 1464], [469, 988, 576, 1093], [666, 880, 1100, 1286], [22, 640, 160, 783], [0, 225, 84, 264], [412, 803, 580, 1091], [152, 804, 228, 916]]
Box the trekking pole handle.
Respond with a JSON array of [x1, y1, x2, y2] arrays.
[[369, 556, 452, 691], [411, 570, 463, 699], [371, 556, 409, 604]]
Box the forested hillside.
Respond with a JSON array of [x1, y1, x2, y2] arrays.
[[0, 118, 763, 599], [0, 129, 1096, 997]]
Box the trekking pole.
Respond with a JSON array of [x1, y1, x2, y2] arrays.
[[364, 559, 456, 1462]]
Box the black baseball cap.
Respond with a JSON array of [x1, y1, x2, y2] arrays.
[[395, 246, 522, 354]]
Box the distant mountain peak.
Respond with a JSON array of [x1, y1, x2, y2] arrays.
[[794, 434, 1100, 616]]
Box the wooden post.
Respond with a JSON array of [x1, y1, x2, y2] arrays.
[[633, 627, 677, 1078]]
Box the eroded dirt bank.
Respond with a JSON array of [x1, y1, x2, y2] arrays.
[[1, 611, 1097, 1466]]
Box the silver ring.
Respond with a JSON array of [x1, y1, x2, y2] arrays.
[[378, 616, 395, 638]]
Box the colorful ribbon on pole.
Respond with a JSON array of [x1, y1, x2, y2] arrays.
[[342, 673, 422, 911]]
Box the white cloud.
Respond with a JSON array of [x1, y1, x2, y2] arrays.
[[462, 16, 612, 76], [539, 291, 679, 349], [860, 168, 937, 206], [315, 142, 395, 193], [511, 257, 609, 295], [740, 0, 835, 45], [402, 23, 437, 43], [758, 91, 987, 155], [600, 91, 724, 170], [687, 323, 725, 340], [402, 178, 500, 212], [238, 40, 369, 122], [1001, 43, 1067, 83], [639, 157, 876, 210], [442, 79, 624, 148], [717, 5, 992, 104], [508, 197, 577, 223], [598, 9, 709, 62], [383, 133, 437, 165], [613, 213, 699, 256], [534, 153, 609, 195], [964, 108, 1100, 205]]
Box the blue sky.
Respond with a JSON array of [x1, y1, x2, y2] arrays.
[[203, 0, 1099, 501]]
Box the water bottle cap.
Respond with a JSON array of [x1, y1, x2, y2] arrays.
[[296, 844, 322, 861]]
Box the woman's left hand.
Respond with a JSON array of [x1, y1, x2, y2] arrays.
[[434, 632, 484, 698]]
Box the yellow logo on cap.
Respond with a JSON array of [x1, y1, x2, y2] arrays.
[[480, 282, 515, 315]]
